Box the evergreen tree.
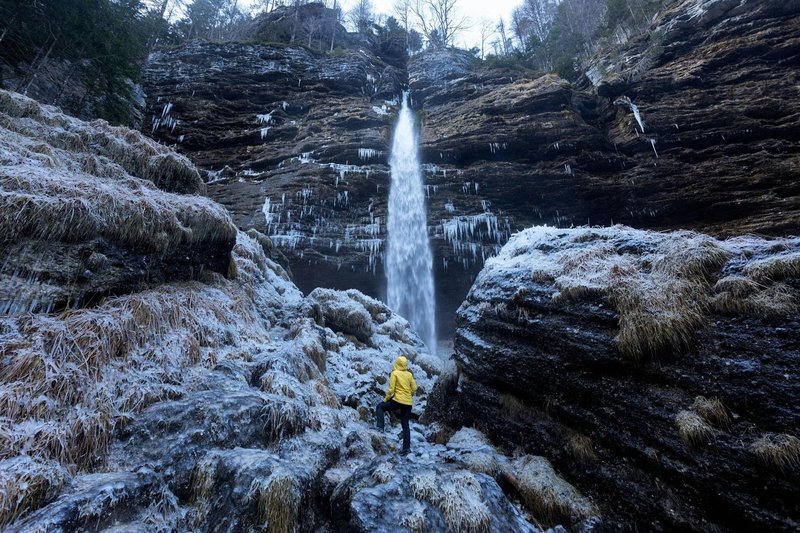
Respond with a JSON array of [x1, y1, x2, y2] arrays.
[[0, 0, 153, 123]]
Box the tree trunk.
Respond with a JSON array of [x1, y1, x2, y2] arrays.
[[24, 37, 57, 95], [329, 0, 337, 52], [0, 12, 18, 45], [291, 2, 300, 43]]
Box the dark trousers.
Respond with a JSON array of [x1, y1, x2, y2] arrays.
[[375, 399, 412, 451]]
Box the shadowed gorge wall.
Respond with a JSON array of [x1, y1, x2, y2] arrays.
[[140, 0, 799, 338]]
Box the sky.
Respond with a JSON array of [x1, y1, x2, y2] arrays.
[[237, 0, 524, 50]]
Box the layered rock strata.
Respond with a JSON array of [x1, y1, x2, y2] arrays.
[[142, 0, 800, 338], [430, 225, 799, 531]]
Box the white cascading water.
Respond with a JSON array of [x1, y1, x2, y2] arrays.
[[386, 93, 437, 356]]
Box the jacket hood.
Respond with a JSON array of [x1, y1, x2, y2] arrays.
[[393, 356, 408, 371]]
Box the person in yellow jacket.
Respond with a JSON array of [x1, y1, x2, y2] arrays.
[[375, 355, 417, 454]]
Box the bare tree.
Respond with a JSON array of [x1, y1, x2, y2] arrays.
[[289, 0, 307, 43], [394, 0, 411, 49], [478, 18, 494, 59], [302, 11, 323, 48], [411, 0, 468, 49], [154, 0, 190, 20], [496, 18, 511, 55], [350, 0, 373, 34], [329, 0, 340, 51]]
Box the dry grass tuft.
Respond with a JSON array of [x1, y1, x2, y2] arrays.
[[264, 400, 312, 441], [461, 452, 499, 475], [410, 472, 438, 501], [248, 470, 300, 533], [372, 462, 395, 484], [610, 276, 708, 360], [691, 396, 730, 428], [260, 371, 298, 398], [437, 475, 491, 533], [501, 393, 546, 422], [399, 503, 427, 532], [315, 379, 341, 408], [743, 252, 800, 283], [712, 276, 798, 318], [567, 433, 597, 462], [410, 471, 490, 533], [290, 321, 327, 373], [0, 456, 68, 527], [675, 410, 714, 445], [514, 455, 595, 526], [751, 433, 800, 472], [190, 453, 219, 504]]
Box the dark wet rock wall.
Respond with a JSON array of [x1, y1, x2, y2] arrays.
[[141, 0, 800, 339]]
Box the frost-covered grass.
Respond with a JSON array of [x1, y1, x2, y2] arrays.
[[712, 247, 800, 318], [371, 462, 395, 483], [247, 470, 300, 533], [0, 456, 68, 528], [399, 502, 427, 532], [513, 455, 595, 526], [751, 433, 800, 472], [691, 396, 730, 428], [486, 226, 800, 360], [0, 90, 203, 194], [675, 410, 714, 445], [0, 232, 297, 526], [0, 167, 235, 252], [0, 89, 238, 315], [410, 470, 491, 533], [438, 472, 491, 533]]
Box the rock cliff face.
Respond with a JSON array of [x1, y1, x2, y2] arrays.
[[429, 225, 799, 532], [142, 39, 404, 317], [141, 0, 799, 339]]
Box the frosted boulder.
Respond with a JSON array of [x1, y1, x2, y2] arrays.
[[427, 224, 800, 531], [307, 287, 375, 344]]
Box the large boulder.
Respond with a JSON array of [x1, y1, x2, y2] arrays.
[[428, 225, 799, 531]]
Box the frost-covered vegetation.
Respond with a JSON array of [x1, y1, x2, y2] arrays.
[[484, 225, 800, 360], [0, 90, 235, 315]]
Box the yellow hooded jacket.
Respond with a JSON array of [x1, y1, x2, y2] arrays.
[[384, 356, 417, 406]]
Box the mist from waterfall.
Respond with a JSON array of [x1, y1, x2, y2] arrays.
[[386, 93, 437, 356]]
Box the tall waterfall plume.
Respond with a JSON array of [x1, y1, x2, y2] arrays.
[[386, 93, 437, 356]]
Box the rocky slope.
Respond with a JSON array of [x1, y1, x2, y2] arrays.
[[428, 225, 799, 531], [141, 0, 799, 339], [1, 90, 599, 532]]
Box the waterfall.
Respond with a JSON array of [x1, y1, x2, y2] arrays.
[[386, 93, 437, 356]]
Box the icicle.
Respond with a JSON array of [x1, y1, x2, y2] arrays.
[[650, 139, 659, 158]]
